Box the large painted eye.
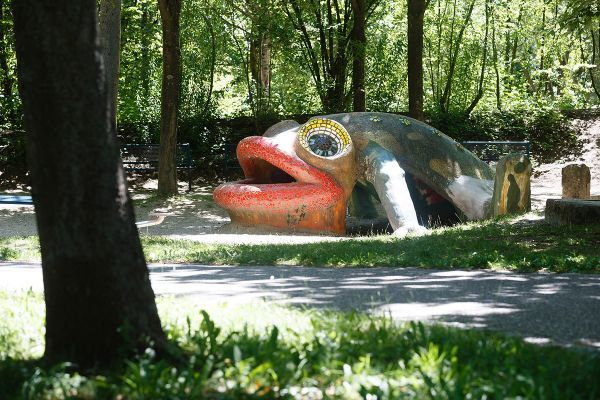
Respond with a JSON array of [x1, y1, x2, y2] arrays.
[[298, 118, 351, 158]]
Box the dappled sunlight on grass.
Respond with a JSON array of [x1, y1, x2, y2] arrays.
[[1, 290, 599, 398]]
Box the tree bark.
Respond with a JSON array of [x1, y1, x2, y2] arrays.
[[407, 0, 426, 120], [0, 0, 14, 123], [284, 0, 351, 113], [439, 0, 475, 113], [98, 0, 121, 130], [11, 0, 166, 368], [250, 32, 271, 115], [589, 29, 600, 99], [351, 0, 366, 111], [465, 0, 489, 115], [140, 5, 151, 100], [491, 4, 501, 110], [158, 0, 182, 196]]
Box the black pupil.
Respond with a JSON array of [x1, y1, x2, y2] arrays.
[[308, 134, 339, 157]]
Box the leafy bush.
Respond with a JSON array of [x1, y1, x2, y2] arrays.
[[428, 107, 580, 163]]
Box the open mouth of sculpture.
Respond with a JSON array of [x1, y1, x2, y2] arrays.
[[213, 136, 344, 213]]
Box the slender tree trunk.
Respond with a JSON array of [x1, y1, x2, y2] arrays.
[[0, 0, 14, 124], [140, 6, 151, 100], [439, 0, 475, 113], [99, 0, 121, 130], [407, 0, 426, 120], [158, 0, 182, 196], [200, 9, 216, 117], [491, 5, 501, 110], [589, 29, 600, 99], [508, 5, 522, 75], [250, 32, 271, 115], [284, 0, 351, 113], [259, 34, 271, 105], [11, 0, 166, 368], [0, 0, 11, 99], [465, 0, 489, 115], [351, 0, 366, 111]]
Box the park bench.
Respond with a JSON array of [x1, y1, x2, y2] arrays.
[[120, 143, 194, 191], [223, 143, 239, 170], [0, 195, 32, 205]]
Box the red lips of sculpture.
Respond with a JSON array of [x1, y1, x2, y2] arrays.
[[213, 136, 344, 214]]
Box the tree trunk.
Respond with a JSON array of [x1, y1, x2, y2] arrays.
[[11, 0, 166, 368], [465, 0, 489, 115], [98, 0, 121, 130], [0, 0, 14, 123], [158, 0, 182, 196], [407, 0, 426, 120], [200, 9, 216, 117], [589, 28, 600, 99], [140, 5, 151, 100], [439, 0, 475, 113], [491, 5, 501, 110], [351, 0, 366, 112], [250, 32, 271, 116]]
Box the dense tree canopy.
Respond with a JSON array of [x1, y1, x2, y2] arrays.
[[0, 0, 598, 137]]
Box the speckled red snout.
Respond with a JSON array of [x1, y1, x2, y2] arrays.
[[213, 136, 347, 234]]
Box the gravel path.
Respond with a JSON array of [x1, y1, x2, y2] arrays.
[[2, 262, 599, 350]]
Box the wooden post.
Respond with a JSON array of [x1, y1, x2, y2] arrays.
[[562, 164, 591, 199]]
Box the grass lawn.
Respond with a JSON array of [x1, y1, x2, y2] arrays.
[[1, 216, 599, 272], [1, 290, 599, 399]]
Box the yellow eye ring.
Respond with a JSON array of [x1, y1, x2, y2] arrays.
[[298, 118, 351, 158]]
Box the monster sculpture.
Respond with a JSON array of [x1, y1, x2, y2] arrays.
[[213, 113, 530, 235]]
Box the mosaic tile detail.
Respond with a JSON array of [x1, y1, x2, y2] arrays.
[[298, 118, 351, 158]]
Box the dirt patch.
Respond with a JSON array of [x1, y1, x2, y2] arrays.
[[531, 118, 600, 210]]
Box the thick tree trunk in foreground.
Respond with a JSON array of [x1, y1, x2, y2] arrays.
[[12, 0, 166, 368], [407, 0, 426, 121], [158, 0, 182, 196], [99, 0, 122, 129], [351, 0, 366, 112]]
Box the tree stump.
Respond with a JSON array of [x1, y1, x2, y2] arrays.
[[562, 164, 590, 199], [492, 153, 532, 216]]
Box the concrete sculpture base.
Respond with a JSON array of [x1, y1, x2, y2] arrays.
[[545, 199, 600, 225]]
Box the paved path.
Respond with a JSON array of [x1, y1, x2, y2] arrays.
[[1, 262, 599, 350]]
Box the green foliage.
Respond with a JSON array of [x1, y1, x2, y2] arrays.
[[0, 290, 44, 360], [428, 106, 579, 162], [2, 0, 600, 136], [1, 293, 600, 399]]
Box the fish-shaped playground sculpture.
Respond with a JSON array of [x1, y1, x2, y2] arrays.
[[214, 113, 531, 235]]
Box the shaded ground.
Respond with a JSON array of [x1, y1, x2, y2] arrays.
[[2, 262, 599, 350], [531, 118, 600, 209]]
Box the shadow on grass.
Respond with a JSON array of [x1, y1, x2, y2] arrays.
[[142, 220, 600, 272], [147, 264, 600, 349]]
